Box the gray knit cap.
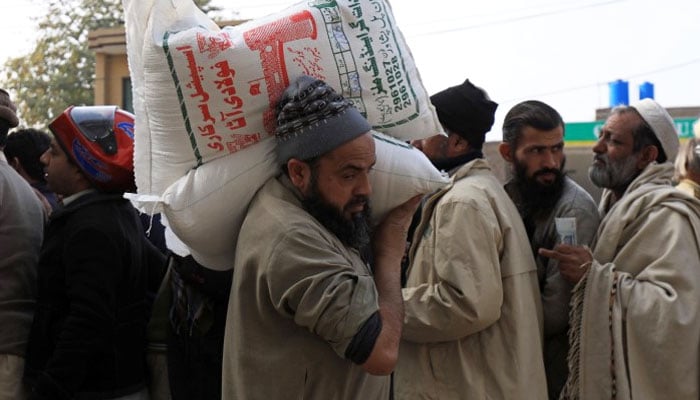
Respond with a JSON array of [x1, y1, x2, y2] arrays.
[[0, 89, 19, 127], [275, 75, 371, 164]]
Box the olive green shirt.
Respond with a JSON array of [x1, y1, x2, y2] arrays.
[[222, 176, 389, 400]]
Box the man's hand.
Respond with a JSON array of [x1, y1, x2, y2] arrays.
[[539, 244, 593, 284], [362, 195, 422, 375], [373, 195, 423, 261]]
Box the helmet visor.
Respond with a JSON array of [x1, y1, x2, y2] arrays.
[[70, 106, 118, 155]]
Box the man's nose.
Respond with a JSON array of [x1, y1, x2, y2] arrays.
[[592, 137, 606, 154], [39, 149, 50, 166], [355, 172, 372, 197], [542, 150, 557, 169]]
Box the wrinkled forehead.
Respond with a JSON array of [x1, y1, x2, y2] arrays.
[[323, 132, 375, 160], [518, 125, 564, 146], [601, 111, 641, 138]]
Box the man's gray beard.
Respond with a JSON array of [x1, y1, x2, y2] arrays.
[[588, 153, 640, 190]]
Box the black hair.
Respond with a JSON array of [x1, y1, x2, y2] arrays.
[[4, 128, 52, 181], [0, 119, 12, 147], [281, 155, 320, 177], [502, 100, 564, 151]]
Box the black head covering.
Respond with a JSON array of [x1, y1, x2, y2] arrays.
[[430, 79, 498, 149]]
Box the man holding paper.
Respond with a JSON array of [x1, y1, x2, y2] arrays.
[[498, 100, 600, 399], [540, 99, 700, 399]]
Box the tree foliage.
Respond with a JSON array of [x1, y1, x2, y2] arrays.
[[1, 0, 218, 127]]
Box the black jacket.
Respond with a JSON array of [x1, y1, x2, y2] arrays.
[[24, 192, 156, 400]]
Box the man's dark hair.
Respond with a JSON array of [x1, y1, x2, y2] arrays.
[[610, 106, 667, 163], [0, 119, 12, 148], [281, 155, 320, 177], [4, 128, 52, 182], [502, 100, 564, 150]]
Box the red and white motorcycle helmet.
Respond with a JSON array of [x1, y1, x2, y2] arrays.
[[49, 105, 136, 193]]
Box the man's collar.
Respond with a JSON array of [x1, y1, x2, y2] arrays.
[[431, 150, 483, 174], [61, 188, 97, 206]]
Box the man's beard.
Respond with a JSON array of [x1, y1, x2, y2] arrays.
[[513, 157, 566, 214], [588, 153, 639, 191], [301, 179, 372, 250]]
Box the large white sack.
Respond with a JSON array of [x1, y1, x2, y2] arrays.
[[123, 0, 442, 196], [158, 137, 276, 270], [131, 132, 447, 271], [370, 131, 449, 223]]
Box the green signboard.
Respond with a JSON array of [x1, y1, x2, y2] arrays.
[[565, 118, 698, 144]]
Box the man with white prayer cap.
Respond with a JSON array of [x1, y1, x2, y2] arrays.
[[540, 98, 700, 399]]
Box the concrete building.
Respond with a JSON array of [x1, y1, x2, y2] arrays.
[[89, 26, 131, 110]]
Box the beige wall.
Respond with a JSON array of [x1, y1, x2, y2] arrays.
[[93, 53, 130, 107], [89, 21, 244, 110]]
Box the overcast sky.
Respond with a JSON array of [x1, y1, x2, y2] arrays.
[[2, 0, 699, 139]]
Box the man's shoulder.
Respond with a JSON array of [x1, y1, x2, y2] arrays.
[[557, 177, 598, 212], [601, 182, 700, 237], [56, 193, 136, 232], [0, 162, 40, 201], [562, 176, 594, 198], [440, 168, 519, 222], [451, 166, 508, 201], [636, 183, 700, 214], [242, 178, 336, 248], [246, 177, 310, 229], [65, 192, 129, 214]]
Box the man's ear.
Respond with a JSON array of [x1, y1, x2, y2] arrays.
[[9, 157, 31, 181], [448, 133, 470, 154], [286, 158, 312, 195], [9, 156, 23, 172], [637, 145, 659, 169], [498, 142, 514, 162]]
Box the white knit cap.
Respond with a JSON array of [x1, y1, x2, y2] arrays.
[[631, 98, 679, 162]]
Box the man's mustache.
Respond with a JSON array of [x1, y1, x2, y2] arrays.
[[593, 154, 607, 164], [533, 168, 561, 178], [345, 196, 369, 211]]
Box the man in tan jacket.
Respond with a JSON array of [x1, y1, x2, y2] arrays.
[[396, 79, 547, 399], [541, 99, 700, 399]]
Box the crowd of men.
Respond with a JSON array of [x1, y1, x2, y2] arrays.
[[2, 74, 700, 400]]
